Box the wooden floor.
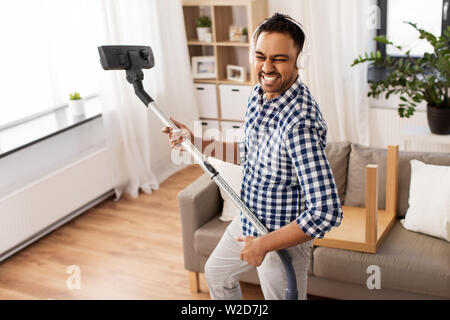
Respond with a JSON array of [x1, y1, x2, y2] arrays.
[[0, 165, 265, 299], [0, 164, 326, 300]]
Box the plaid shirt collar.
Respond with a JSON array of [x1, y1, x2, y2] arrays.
[[254, 75, 303, 109]]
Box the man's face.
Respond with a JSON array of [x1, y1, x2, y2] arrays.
[[253, 31, 299, 99]]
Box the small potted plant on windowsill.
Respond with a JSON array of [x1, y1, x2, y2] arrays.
[[351, 22, 450, 134], [68, 91, 85, 117], [195, 15, 212, 42]]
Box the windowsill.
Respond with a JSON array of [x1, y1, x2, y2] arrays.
[[0, 96, 102, 159]]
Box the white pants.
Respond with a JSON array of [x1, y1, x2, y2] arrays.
[[204, 215, 314, 300]]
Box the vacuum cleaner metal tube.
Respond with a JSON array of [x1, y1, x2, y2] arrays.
[[148, 100, 299, 300]]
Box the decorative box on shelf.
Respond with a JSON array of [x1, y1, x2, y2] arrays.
[[193, 119, 220, 141], [221, 121, 245, 143], [219, 84, 251, 121], [194, 83, 218, 119]]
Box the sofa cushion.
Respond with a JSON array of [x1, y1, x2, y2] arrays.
[[194, 217, 230, 256], [207, 156, 243, 222], [325, 141, 351, 205], [344, 143, 450, 218], [344, 144, 387, 210], [401, 160, 450, 242], [397, 150, 450, 218], [312, 220, 450, 298]]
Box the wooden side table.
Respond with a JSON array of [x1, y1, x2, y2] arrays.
[[313, 145, 399, 254]]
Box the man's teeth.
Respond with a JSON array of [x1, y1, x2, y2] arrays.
[[263, 75, 277, 81]]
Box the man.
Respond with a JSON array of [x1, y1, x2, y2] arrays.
[[162, 13, 342, 300]]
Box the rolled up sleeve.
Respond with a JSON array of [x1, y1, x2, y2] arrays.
[[284, 122, 343, 239]]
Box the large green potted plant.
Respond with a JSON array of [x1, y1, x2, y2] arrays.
[[352, 22, 450, 134]]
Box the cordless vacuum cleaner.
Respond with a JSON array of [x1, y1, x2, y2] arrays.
[[98, 45, 298, 300]]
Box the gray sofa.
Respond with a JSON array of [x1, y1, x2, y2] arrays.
[[178, 142, 450, 300]]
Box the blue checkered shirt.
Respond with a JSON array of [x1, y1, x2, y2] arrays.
[[238, 76, 342, 239]]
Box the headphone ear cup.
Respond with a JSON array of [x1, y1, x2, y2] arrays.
[[296, 53, 302, 69], [297, 52, 310, 70]]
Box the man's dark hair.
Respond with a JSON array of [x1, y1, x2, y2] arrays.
[[255, 13, 306, 53]]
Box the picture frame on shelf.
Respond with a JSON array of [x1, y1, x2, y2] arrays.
[[228, 25, 244, 42], [226, 65, 246, 82], [192, 56, 216, 79]]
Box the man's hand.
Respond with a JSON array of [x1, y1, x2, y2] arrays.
[[161, 117, 193, 152], [236, 221, 313, 267], [236, 236, 267, 267]]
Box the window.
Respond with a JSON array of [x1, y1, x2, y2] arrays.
[[0, 0, 103, 128], [377, 0, 449, 57]]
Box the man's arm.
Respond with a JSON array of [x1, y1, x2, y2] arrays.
[[258, 220, 312, 252], [283, 123, 343, 239]]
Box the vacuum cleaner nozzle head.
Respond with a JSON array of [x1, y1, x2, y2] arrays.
[[98, 45, 154, 71]]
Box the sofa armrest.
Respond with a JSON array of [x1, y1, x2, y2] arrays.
[[177, 173, 222, 272]]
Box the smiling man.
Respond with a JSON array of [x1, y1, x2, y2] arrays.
[[162, 13, 343, 300], [255, 31, 299, 99]]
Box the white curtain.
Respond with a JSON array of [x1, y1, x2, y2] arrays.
[[271, 0, 372, 145], [99, 0, 198, 199]]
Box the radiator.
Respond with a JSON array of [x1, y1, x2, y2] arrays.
[[0, 147, 114, 261], [369, 106, 450, 153]]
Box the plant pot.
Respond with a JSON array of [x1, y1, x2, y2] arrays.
[[196, 27, 211, 42], [427, 105, 450, 135], [68, 99, 85, 117]]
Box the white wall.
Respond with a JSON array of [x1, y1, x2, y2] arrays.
[[268, 0, 302, 18]]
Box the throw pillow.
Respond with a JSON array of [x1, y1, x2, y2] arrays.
[[344, 143, 450, 218], [344, 144, 387, 210], [397, 150, 450, 218], [207, 157, 243, 221], [324, 141, 351, 205], [401, 160, 450, 242]]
